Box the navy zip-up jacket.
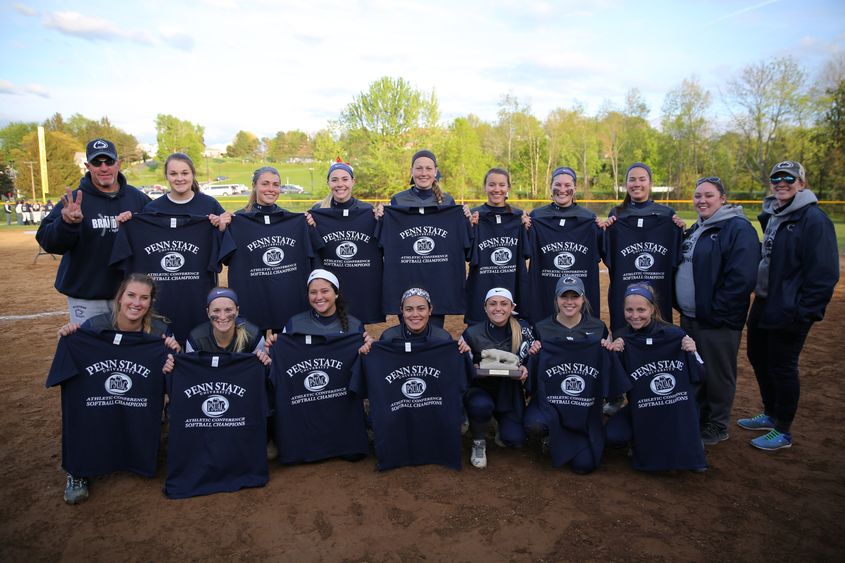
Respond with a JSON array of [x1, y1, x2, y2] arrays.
[[36, 172, 150, 300], [756, 203, 839, 329], [676, 216, 760, 330]]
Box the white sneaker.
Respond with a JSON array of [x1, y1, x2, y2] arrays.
[[470, 439, 487, 469]]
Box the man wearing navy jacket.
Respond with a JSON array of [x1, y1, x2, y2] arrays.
[[37, 139, 150, 324]]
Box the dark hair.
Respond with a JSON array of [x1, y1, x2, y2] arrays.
[[483, 167, 512, 213], [112, 273, 162, 333], [410, 151, 444, 204], [246, 166, 281, 212], [613, 163, 653, 216], [164, 153, 201, 194], [553, 291, 594, 317], [308, 278, 349, 332]]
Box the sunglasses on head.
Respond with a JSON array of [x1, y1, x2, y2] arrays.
[[696, 176, 726, 194], [90, 157, 116, 167], [770, 175, 796, 185]]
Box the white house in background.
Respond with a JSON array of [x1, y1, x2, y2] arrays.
[[615, 186, 675, 194], [73, 152, 86, 174], [203, 146, 225, 158]]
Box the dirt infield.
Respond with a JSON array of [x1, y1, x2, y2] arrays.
[[0, 230, 843, 562]]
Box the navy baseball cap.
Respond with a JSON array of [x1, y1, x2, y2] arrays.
[[86, 138, 118, 162], [555, 275, 585, 296]]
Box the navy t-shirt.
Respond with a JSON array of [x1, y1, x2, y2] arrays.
[[526, 215, 602, 323], [350, 338, 471, 470], [607, 325, 707, 471], [465, 210, 529, 324], [270, 333, 368, 464], [310, 207, 384, 323], [603, 214, 682, 330], [110, 213, 225, 345], [378, 205, 471, 315], [224, 211, 318, 331], [46, 329, 168, 478], [527, 339, 630, 468], [165, 352, 269, 499], [144, 192, 225, 215]]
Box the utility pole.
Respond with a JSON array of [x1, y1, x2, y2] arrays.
[[23, 161, 36, 200]]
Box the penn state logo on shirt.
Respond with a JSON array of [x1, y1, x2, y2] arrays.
[[336, 241, 358, 260], [262, 247, 284, 266], [554, 252, 576, 270], [202, 395, 230, 417], [650, 373, 676, 395], [104, 372, 132, 395], [561, 375, 585, 396], [413, 237, 435, 255], [401, 378, 427, 398], [161, 252, 185, 272], [304, 370, 330, 392], [634, 252, 655, 271], [491, 247, 513, 265]]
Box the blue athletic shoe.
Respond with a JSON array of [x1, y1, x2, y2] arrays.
[[750, 429, 792, 451], [736, 413, 775, 431]]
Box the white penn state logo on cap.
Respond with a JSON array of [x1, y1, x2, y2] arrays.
[[92, 139, 109, 149], [562, 276, 577, 284]]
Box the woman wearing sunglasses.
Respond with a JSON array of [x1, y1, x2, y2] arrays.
[[674, 177, 759, 446], [739, 161, 839, 451]]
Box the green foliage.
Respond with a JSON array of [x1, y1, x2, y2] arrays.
[[267, 130, 312, 162], [439, 117, 492, 200], [63, 113, 141, 162], [155, 114, 205, 164], [0, 121, 38, 164], [11, 130, 84, 197], [227, 130, 260, 158]]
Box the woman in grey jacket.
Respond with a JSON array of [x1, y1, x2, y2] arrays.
[[674, 177, 759, 446]]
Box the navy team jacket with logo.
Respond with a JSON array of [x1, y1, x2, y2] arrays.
[[46, 329, 168, 478], [110, 213, 225, 344], [464, 210, 529, 324], [165, 352, 269, 499], [270, 333, 368, 464], [311, 207, 384, 323], [378, 205, 471, 315], [526, 215, 602, 323], [527, 339, 630, 468], [350, 338, 471, 471], [223, 212, 318, 331], [607, 325, 707, 471], [603, 215, 681, 330]]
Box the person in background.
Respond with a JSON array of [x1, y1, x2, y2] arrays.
[[739, 160, 839, 451]]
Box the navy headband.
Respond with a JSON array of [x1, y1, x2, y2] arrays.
[[411, 150, 437, 167], [207, 288, 238, 306], [624, 284, 654, 303], [626, 162, 652, 181], [551, 166, 577, 184], [327, 162, 354, 180]]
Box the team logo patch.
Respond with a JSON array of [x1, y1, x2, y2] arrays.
[[681, 240, 693, 253], [491, 247, 513, 265], [650, 373, 676, 395], [92, 139, 109, 149], [401, 378, 427, 399], [561, 375, 585, 396], [336, 241, 358, 260], [413, 237, 435, 255], [262, 247, 284, 266], [104, 372, 132, 395], [202, 395, 230, 417], [161, 252, 185, 272], [554, 252, 576, 270], [634, 252, 654, 271], [304, 370, 330, 392]]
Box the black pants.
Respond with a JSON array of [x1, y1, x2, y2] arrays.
[[681, 316, 742, 432], [745, 300, 811, 434]]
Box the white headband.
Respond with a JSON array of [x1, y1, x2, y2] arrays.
[[307, 269, 340, 289]]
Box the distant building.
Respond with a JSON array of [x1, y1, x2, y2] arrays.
[[203, 147, 225, 158], [73, 152, 86, 174]]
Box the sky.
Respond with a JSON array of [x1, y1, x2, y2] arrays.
[[1, 0, 843, 148]]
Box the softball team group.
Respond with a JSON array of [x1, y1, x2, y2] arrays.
[[37, 139, 839, 504]]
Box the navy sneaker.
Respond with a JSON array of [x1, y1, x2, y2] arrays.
[[64, 473, 89, 505], [737, 413, 775, 431], [750, 429, 792, 451], [701, 424, 729, 446]]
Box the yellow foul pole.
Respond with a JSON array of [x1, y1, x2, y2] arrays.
[[37, 126, 49, 199]]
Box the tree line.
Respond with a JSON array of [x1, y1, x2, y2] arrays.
[[1, 55, 843, 201]]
